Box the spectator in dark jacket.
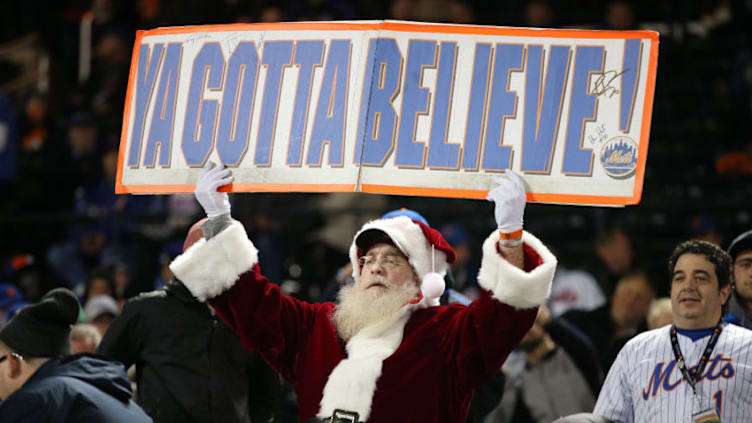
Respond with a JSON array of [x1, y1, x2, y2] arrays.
[[97, 219, 280, 423], [0, 288, 151, 422]]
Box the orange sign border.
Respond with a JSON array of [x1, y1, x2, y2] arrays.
[[116, 21, 659, 206]]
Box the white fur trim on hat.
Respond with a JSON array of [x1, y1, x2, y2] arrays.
[[477, 230, 556, 309], [349, 216, 448, 284], [169, 221, 258, 302], [318, 309, 410, 420]]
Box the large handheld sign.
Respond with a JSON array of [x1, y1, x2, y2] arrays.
[[117, 20, 658, 205]]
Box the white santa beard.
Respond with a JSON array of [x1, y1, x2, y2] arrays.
[[333, 277, 419, 342]]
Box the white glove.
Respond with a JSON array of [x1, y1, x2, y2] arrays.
[[195, 161, 234, 218], [486, 171, 526, 233]]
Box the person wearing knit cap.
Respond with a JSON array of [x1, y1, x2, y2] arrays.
[[171, 163, 557, 423], [0, 288, 152, 422]]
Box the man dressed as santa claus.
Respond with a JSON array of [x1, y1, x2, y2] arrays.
[[170, 162, 557, 423]]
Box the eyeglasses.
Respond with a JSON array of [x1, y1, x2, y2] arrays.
[[0, 352, 23, 364], [358, 255, 408, 269]]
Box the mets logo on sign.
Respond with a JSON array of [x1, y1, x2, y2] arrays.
[[599, 136, 638, 179]]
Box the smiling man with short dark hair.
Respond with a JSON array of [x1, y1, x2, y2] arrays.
[[587, 240, 752, 422]]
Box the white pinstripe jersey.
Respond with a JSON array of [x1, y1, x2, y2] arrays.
[[594, 323, 752, 422]]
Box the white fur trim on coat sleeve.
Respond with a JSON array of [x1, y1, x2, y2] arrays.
[[169, 221, 258, 302], [476, 230, 556, 309]]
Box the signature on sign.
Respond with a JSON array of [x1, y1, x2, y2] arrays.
[[592, 69, 628, 98], [185, 33, 211, 45], [222, 33, 243, 53], [588, 123, 608, 145]]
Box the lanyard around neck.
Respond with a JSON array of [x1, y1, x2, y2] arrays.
[[669, 320, 723, 396]]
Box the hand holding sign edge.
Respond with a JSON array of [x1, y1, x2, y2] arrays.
[[195, 161, 234, 218]]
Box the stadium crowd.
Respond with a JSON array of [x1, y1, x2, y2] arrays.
[[0, 1, 751, 422]]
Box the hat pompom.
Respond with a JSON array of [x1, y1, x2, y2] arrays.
[[421, 272, 445, 301]]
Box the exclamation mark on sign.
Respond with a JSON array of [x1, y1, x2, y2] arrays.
[[619, 39, 642, 133]]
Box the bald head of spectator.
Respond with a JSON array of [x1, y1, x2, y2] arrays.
[[646, 297, 673, 330], [71, 323, 102, 354]]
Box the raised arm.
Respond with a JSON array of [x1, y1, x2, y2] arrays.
[[170, 162, 323, 381], [487, 171, 527, 269], [477, 171, 555, 309], [443, 172, 558, 389]]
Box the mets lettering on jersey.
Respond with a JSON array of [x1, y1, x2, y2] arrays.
[[594, 324, 752, 422], [115, 21, 659, 206], [641, 353, 735, 400]]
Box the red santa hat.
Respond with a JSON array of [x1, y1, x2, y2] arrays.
[[349, 215, 456, 306]]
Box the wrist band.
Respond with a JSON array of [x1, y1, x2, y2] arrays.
[[498, 237, 523, 248], [498, 229, 523, 248], [499, 228, 523, 240]]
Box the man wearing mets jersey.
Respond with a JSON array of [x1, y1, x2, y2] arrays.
[[590, 240, 752, 422]]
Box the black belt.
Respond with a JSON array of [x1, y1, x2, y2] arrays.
[[305, 409, 361, 423]]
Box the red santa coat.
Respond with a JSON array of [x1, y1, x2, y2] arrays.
[[171, 222, 557, 423]]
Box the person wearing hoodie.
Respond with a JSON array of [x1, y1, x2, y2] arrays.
[[0, 288, 152, 422]]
